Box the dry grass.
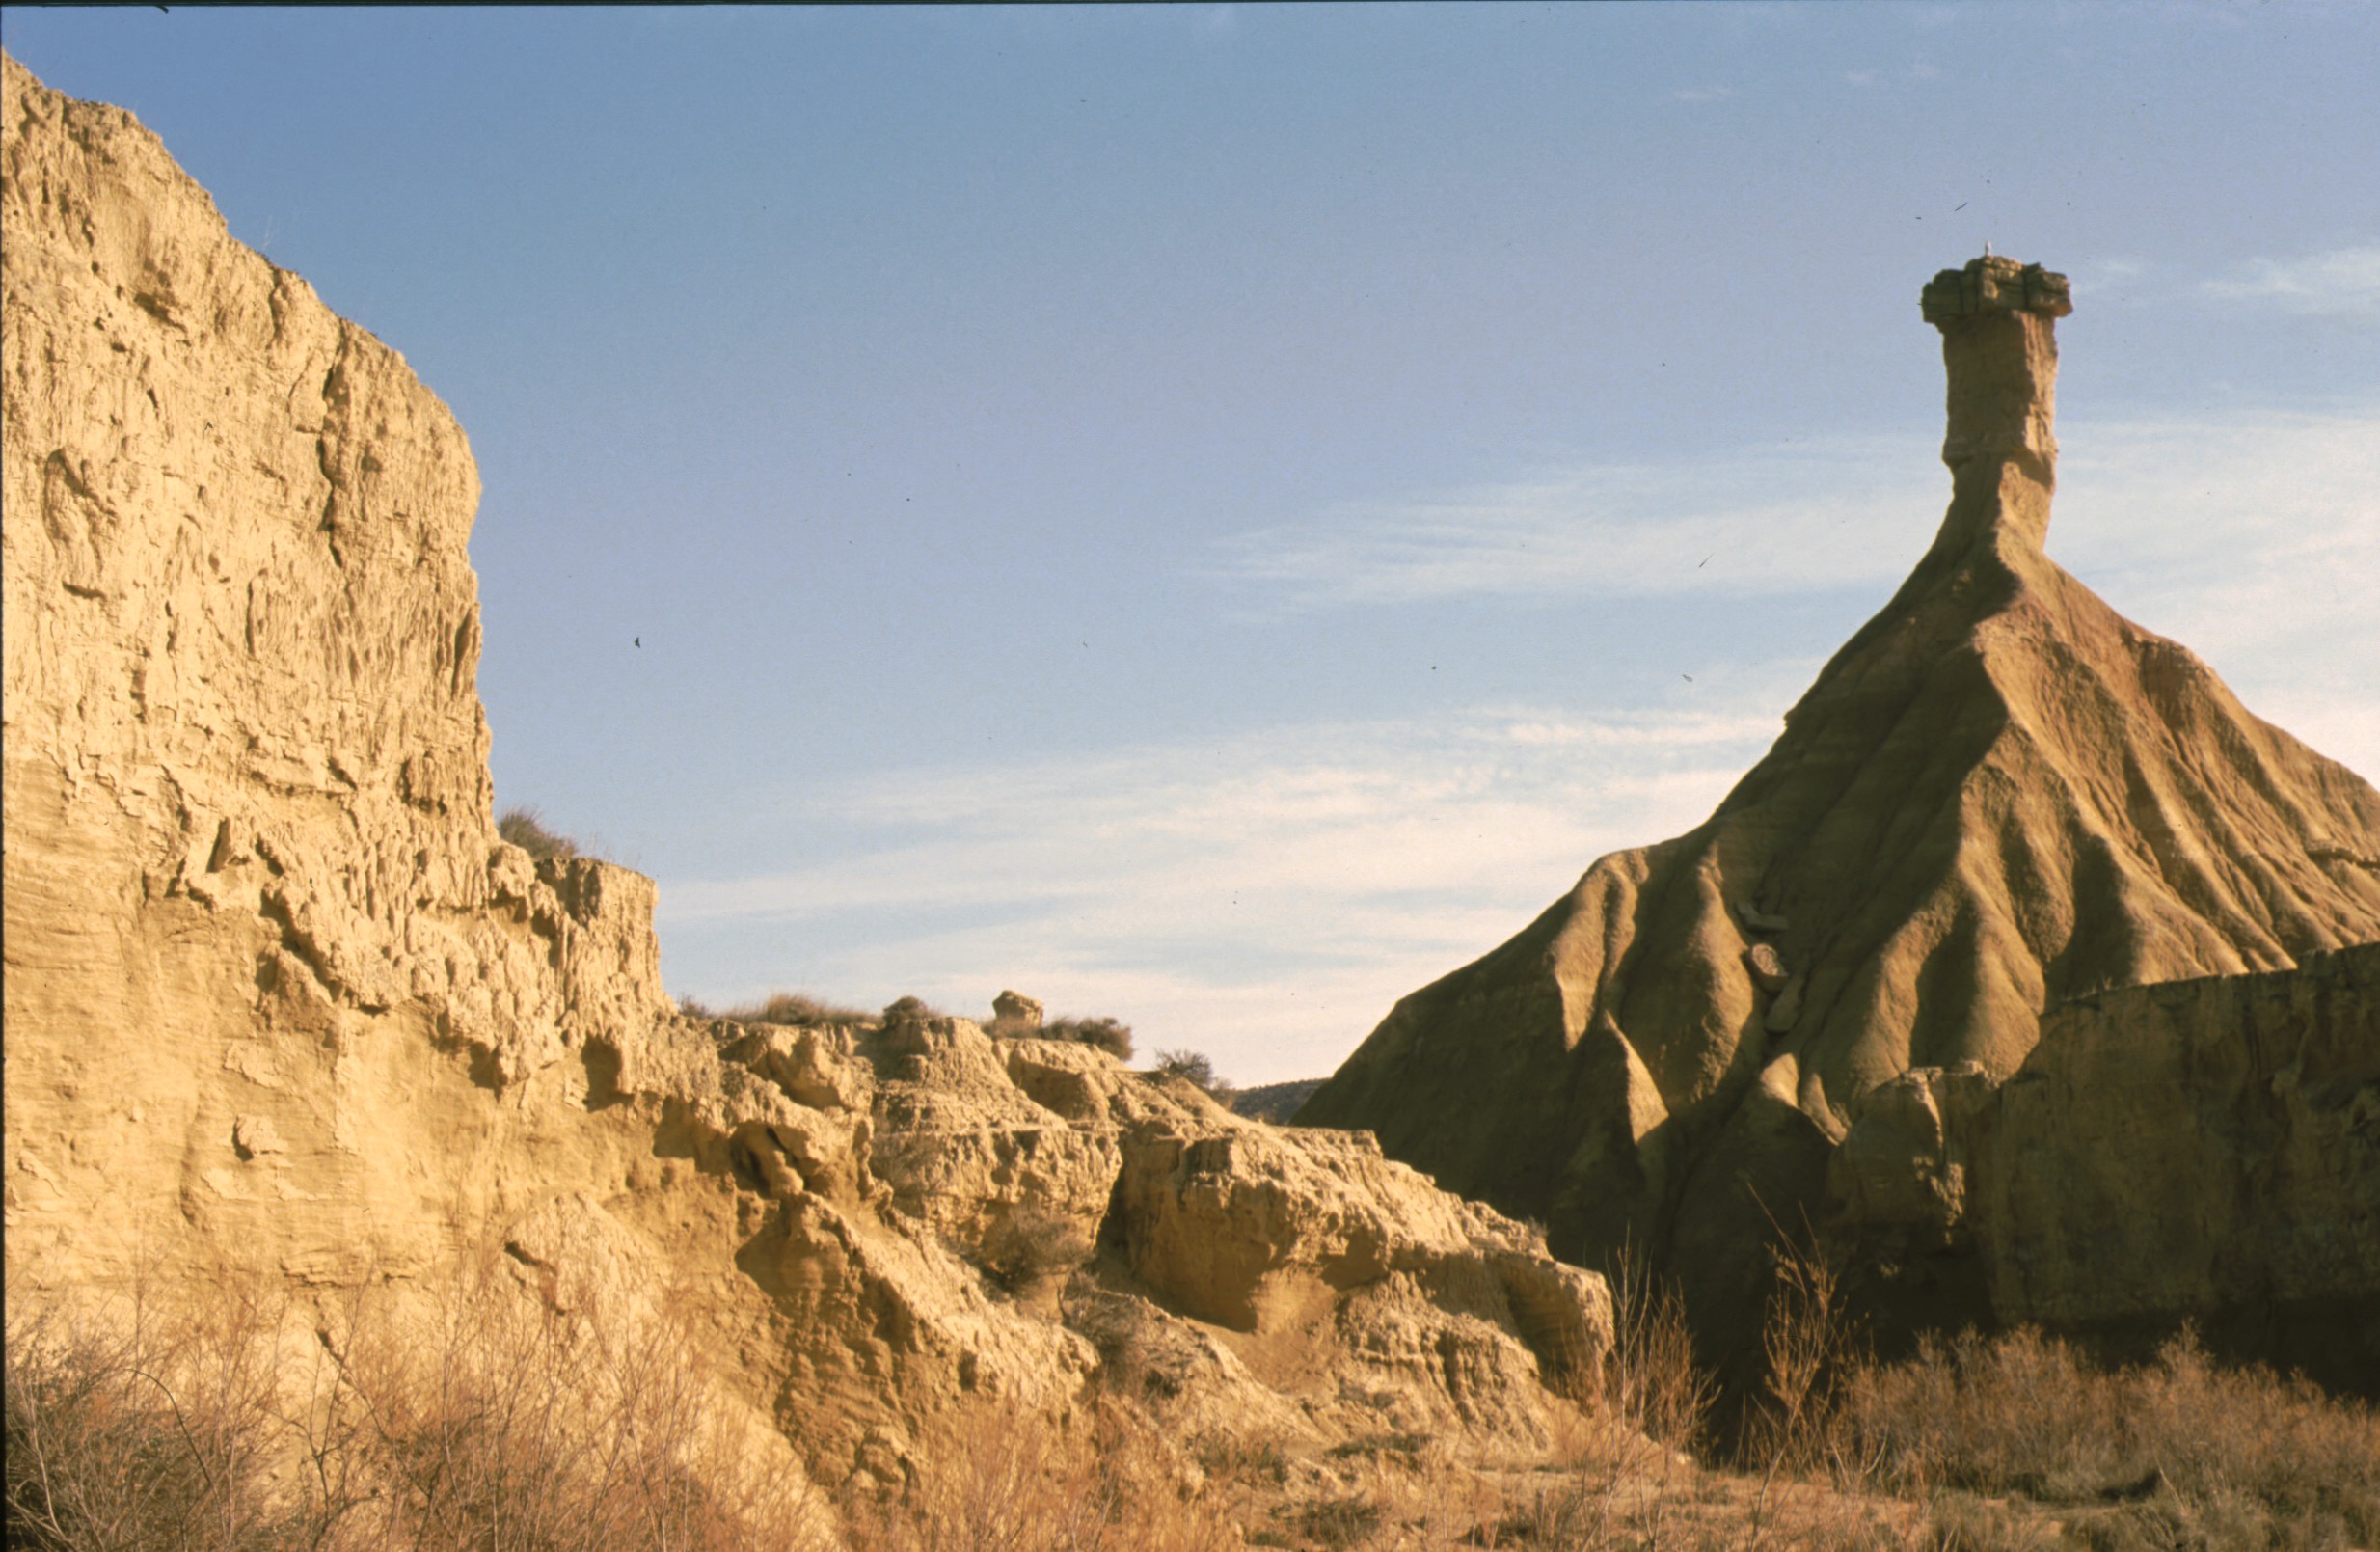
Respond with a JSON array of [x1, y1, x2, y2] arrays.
[[6, 1263, 828, 1552], [14, 1246, 2379, 1552], [852, 1398, 1233, 1552], [1833, 1324, 2380, 1545]]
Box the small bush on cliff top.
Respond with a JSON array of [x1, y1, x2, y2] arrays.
[[690, 990, 873, 1027], [1153, 1048, 1231, 1097], [497, 804, 579, 861], [881, 994, 944, 1029], [1042, 1015, 1135, 1063]]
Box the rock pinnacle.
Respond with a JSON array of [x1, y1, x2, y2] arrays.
[[1922, 255, 2072, 554]]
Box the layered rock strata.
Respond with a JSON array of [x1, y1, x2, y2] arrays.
[[2, 51, 1609, 1494], [1299, 253, 2380, 1375]]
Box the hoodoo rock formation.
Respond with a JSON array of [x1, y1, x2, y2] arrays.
[[1, 52, 1610, 1496], [1299, 254, 2380, 1384]]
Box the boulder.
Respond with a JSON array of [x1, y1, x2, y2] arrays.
[[991, 989, 1045, 1030]]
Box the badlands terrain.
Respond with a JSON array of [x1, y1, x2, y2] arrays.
[[6, 53, 2379, 1552]]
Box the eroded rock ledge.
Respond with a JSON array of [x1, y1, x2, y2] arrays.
[[621, 1008, 1610, 1480]]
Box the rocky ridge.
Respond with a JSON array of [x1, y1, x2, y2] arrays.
[[1299, 253, 2380, 1379], [0, 51, 1609, 1499]]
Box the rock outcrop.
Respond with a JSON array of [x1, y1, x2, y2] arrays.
[[2, 51, 1610, 1494], [1832, 940, 2380, 1390], [1298, 253, 2380, 1377]]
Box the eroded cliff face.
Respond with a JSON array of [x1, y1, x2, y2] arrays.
[[2, 48, 675, 1293], [1, 54, 1611, 1494], [1298, 254, 2380, 1375], [1832, 941, 2380, 1390]]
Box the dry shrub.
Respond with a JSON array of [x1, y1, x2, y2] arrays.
[[1602, 1245, 1715, 1454], [1151, 1049, 1230, 1098], [5, 1281, 294, 1552], [1475, 1474, 1636, 1549], [1920, 1492, 2060, 1551], [1040, 1017, 1134, 1063], [325, 1258, 827, 1551], [707, 990, 874, 1027], [881, 994, 948, 1031], [1747, 1235, 1858, 1479], [1281, 1493, 1380, 1550], [856, 1398, 1232, 1552], [5, 1262, 830, 1552], [981, 1204, 1096, 1292], [496, 805, 580, 861], [1324, 1431, 1428, 1463], [1190, 1434, 1288, 1488], [1837, 1325, 2380, 1543]]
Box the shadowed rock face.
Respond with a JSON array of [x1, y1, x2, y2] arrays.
[[1297, 253, 2380, 1375], [1832, 941, 2380, 1393]]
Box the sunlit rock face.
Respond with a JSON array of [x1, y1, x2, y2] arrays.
[[1298, 249, 2380, 1379], [2, 52, 1614, 1493], [2, 47, 674, 1294]]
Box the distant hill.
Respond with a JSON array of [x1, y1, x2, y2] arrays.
[[1227, 1077, 1326, 1124]]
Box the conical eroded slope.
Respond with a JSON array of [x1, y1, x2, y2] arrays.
[[1297, 259, 2380, 1364]]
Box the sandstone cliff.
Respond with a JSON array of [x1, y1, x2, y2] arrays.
[[1, 51, 1610, 1498], [1298, 254, 2380, 1375]]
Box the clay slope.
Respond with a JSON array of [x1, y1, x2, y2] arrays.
[[1298, 256, 2380, 1364], [1, 52, 1610, 1496]]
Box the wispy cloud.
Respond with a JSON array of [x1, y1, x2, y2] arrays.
[[1212, 434, 1943, 609], [2053, 410, 2380, 778], [659, 694, 1795, 1084], [2078, 247, 2380, 321], [661, 407, 2377, 1086], [1215, 411, 2380, 631], [2199, 247, 2380, 321], [1673, 85, 1736, 103]]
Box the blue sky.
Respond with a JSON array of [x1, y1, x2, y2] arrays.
[[7, 4, 2375, 1082]]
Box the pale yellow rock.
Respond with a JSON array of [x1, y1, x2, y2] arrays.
[[1744, 941, 1790, 994], [4, 48, 671, 1295], [991, 989, 1044, 1029], [1, 52, 1611, 1493]]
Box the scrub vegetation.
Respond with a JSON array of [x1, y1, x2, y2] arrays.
[[12, 1248, 2373, 1552]]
